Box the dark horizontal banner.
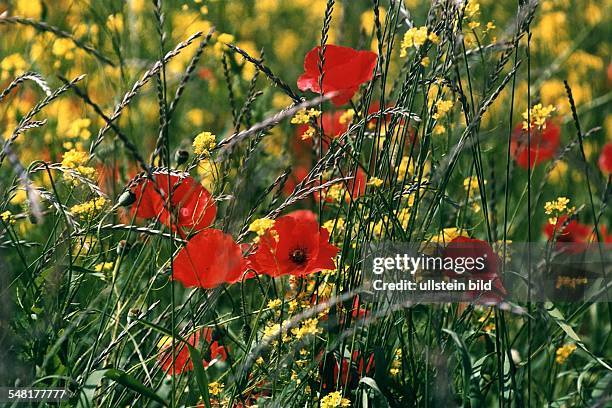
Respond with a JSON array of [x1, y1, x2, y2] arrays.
[[362, 242, 612, 304]]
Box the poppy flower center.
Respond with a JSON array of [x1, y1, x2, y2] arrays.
[[289, 248, 308, 265]]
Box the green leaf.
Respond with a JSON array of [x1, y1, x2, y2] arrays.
[[104, 368, 168, 406]]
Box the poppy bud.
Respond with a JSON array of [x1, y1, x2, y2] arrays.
[[175, 149, 189, 165], [117, 190, 136, 207]]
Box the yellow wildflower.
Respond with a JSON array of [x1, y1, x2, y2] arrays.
[[320, 391, 351, 408], [267, 298, 282, 309], [67, 118, 92, 139], [431, 227, 469, 243], [193, 132, 217, 156], [291, 108, 321, 125], [214, 33, 235, 56], [555, 343, 576, 364], [367, 177, 384, 188], [1, 210, 15, 225], [94, 262, 114, 272], [432, 100, 454, 120], [106, 14, 124, 32], [339, 109, 355, 125], [70, 197, 107, 219], [61, 149, 97, 182], [522, 103, 555, 130], [208, 381, 224, 396], [400, 26, 430, 56], [323, 218, 345, 234], [249, 217, 275, 236], [291, 318, 320, 339], [301, 126, 316, 140]]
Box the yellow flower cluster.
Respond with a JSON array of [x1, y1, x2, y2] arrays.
[[556, 276, 588, 289], [267, 298, 282, 309], [61, 149, 97, 182], [320, 391, 351, 408], [67, 118, 92, 139], [555, 343, 576, 364], [323, 218, 345, 234], [389, 348, 402, 377], [367, 177, 384, 188], [292, 108, 322, 140], [208, 381, 224, 396], [291, 108, 321, 125], [70, 197, 107, 218], [432, 100, 454, 120], [0, 53, 27, 81], [339, 109, 355, 125], [431, 227, 469, 244], [291, 318, 320, 339], [106, 14, 124, 32], [522, 104, 556, 130], [1, 210, 16, 225], [193, 131, 217, 156], [400, 26, 439, 57], [94, 262, 114, 272], [249, 218, 276, 236], [544, 197, 574, 224], [214, 33, 235, 56], [52, 38, 76, 60]]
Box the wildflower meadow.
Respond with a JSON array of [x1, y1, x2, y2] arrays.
[[0, 0, 611, 407]]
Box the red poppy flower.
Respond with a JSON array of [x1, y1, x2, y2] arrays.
[[544, 215, 591, 243], [130, 172, 216, 232], [247, 210, 339, 277], [598, 142, 612, 174], [510, 121, 561, 169], [443, 237, 506, 304], [297, 45, 377, 106], [158, 328, 228, 375], [173, 229, 247, 288]]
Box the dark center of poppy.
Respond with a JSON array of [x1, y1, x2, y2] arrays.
[[289, 248, 307, 265]]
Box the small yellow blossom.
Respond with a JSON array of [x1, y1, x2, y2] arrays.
[[433, 124, 446, 135], [106, 14, 124, 32], [420, 56, 430, 67], [214, 33, 235, 56], [431, 227, 469, 243], [400, 26, 430, 56], [61, 149, 97, 182], [367, 177, 384, 188], [267, 298, 282, 309], [432, 100, 454, 120], [67, 118, 92, 139], [193, 131, 217, 156], [70, 197, 107, 219], [94, 262, 114, 272], [291, 318, 320, 339], [249, 218, 275, 236], [320, 391, 351, 408], [339, 109, 355, 125], [301, 126, 317, 140], [522, 103, 556, 130], [291, 108, 321, 125], [323, 218, 345, 234], [555, 343, 577, 364], [208, 381, 224, 396], [544, 197, 575, 224], [1, 211, 15, 225], [52, 38, 76, 60]]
